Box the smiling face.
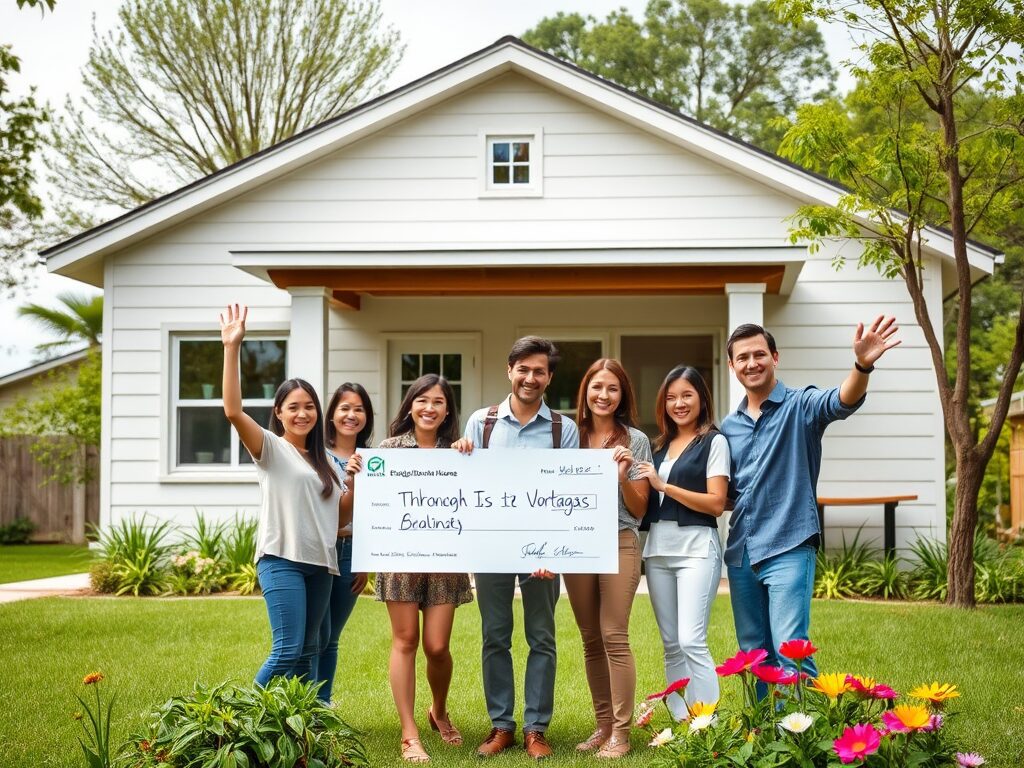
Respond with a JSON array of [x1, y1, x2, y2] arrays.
[[410, 384, 448, 436], [728, 334, 778, 395], [508, 353, 552, 407], [664, 376, 701, 431], [275, 386, 318, 439], [331, 391, 367, 441], [586, 368, 622, 418]]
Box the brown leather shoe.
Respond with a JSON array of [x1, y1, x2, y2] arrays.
[[524, 731, 553, 760], [476, 728, 515, 757]]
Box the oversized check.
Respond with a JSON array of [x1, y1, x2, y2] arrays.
[[352, 448, 619, 573]]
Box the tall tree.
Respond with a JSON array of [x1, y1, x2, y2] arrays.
[[523, 0, 835, 150], [773, 0, 1024, 607], [18, 292, 103, 355], [48, 0, 402, 220]]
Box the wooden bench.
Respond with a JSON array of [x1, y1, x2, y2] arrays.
[[815, 495, 918, 559]]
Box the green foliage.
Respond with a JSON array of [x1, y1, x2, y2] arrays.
[[523, 0, 835, 150], [813, 528, 876, 599], [49, 0, 403, 217], [74, 674, 116, 768], [908, 536, 950, 602], [181, 511, 226, 560], [88, 560, 120, 594], [0, 347, 101, 485], [166, 550, 224, 596], [17, 291, 102, 353], [228, 562, 259, 596], [856, 555, 907, 600], [122, 677, 368, 767], [0, 516, 35, 544], [94, 515, 174, 597]]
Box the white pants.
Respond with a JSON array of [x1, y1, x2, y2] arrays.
[[644, 538, 723, 720]]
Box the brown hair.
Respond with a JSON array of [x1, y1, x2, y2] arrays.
[[268, 379, 340, 498], [388, 374, 461, 448], [727, 323, 777, 360], [508, 336, 561, 373], [575, 358, 638, 449], [652, 365, 717, 451]]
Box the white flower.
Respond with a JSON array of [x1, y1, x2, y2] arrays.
[[779, 712, 814, 734], [688, 714, 716, 733], [648, 728, 675, 747]]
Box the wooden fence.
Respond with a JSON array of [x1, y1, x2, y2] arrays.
[[0, 437, 99, 543]]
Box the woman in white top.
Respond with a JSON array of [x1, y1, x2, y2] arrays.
[[634, 365, 730, 719], [220, 304, 345, 687]]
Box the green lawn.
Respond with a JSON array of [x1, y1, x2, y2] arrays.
[[0, 544, 91, 584], [1, 595, 1021, 767]]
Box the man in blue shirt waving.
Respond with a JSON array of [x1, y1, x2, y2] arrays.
[[721, 317, 900, 682]]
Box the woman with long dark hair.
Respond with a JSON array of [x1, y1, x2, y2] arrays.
[[372, 374, 471, 762], [566, 359, 652, 758], [310, 382, 374, 702], [220, 304, 344, 687], [634, 365, 730, 719]]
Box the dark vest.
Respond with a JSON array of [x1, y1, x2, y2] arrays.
[[640, 431, 720, 531]]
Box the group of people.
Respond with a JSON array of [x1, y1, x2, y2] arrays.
[[220, 303, 899, 762]]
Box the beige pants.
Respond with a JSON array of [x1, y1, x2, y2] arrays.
[[563, 530, 642, 737]]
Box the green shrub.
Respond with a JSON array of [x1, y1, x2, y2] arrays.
[[223, 514, 258, 571], [88, 560, 120, 594], [122, 677, 368, 767], [0, 516, 35, 544], [907, 535, 948, 601], [855, 555, 907, 599], [166, 550, 225, 596], [182, 511, 226, 560], [814, 528, 876, 599], [95, 516, 174, 597], [228, 562, 259, 595]]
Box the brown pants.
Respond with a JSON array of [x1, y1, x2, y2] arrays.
[[563, 530, 642, 737]]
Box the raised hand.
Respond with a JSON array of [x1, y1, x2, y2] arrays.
[[220, 303, 247, 347], [853, 315, 901, 367]]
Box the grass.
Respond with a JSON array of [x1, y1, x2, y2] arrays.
[[1, 595, 1022, 767], [0, 544, 91, 584]]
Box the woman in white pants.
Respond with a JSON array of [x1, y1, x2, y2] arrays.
[[635, 365, 729, 719]]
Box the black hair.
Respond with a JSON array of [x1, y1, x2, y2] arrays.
[[388, 374, 461, 448], [726, 324, 777, 360], [324, 382, 374, 449], [507, 336, 561, 373], [268, 378, 340, 498], [653, 365, 717, 451]]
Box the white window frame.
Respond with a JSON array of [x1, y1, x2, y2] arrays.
[[478, 128, 544, 198], [159, 322, 288, 483]]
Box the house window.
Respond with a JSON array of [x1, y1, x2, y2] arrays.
[[172, 336, 287, 468], [489, 138, 531, 186]]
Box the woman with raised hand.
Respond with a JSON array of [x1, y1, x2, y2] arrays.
[[565, 359, 652, 759], [220, 304, 344, 688], [634, 365, 730, 720], [310, 382, 373, 702], [371, 374, 472, 763]]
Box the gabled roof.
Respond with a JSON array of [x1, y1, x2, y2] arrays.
[[0, 348, 90, 390], [42, 35, 1001, 286]]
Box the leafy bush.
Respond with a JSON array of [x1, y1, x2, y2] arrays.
[[88, 560, 120, 594], [855, 555, 907, 599], [907, 536, 948, 601], [223, 515, 259, 594], [166, 550, 224, 596], [0, 516, 36, 544], [229, 562, 259, 596], [813, 528, 876, 599], [94, 516, 174, 597], [122, 677, 368, 768], [181, 511, 226, 560]]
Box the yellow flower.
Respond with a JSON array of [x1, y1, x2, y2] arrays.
[[890, 704, 931, 730], [909, 682, 960, 706], [689, 701, 718, 718], [82, 672, 104, 685], [810, 672, 853, 699]]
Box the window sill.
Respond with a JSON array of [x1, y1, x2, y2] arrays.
[[478, 188, 543, 199], [159, 471, 259, 484]]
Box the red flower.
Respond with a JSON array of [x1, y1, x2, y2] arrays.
[[751, 664, 791, 684], [716, 649, 769, 677], [777, 671, 808, 686], [646, 677, 690, 700], [778, 639, 817, 661], [82, 672, 104, 685]]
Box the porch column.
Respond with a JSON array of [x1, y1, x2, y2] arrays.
[[724, 282, 766, 413], [287, 287, 330, 404]]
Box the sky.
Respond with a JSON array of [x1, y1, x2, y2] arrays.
[[0, 0, 857, 377]]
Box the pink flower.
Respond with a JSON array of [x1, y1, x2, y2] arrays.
[[646, 678, 690, 701], [870, 684, 899, 700], [956, 753, 986, 767], [751, 665, 791, 684], [778, 670, 808, 686], [833, 724, 881, 764], [634, 702, 655, 728], [715, 649, 768, 677], [778, 639, 817, 661], [921, 713, 944, 732]]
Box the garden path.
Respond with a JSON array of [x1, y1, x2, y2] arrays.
[[0, 572, 90, 603]]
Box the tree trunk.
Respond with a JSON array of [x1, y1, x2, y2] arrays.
[[947, 451, 984, 607]]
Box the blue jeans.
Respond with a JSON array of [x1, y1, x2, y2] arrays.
[[255, 555, 333, 688], [475, 572, 560, 733], [310, 537, 360, 702], [728, 544, 817, 698]]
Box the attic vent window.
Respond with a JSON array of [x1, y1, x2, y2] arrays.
[[479, 129, 543, 197], [490, 139, 530, 185]]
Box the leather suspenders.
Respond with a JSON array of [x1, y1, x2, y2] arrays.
[[481, 404, 563, 449]]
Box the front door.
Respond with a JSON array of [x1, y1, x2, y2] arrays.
[[386, 335, 481, 432]]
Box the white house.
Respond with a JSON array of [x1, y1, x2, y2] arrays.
[[42, 37, 999, 554]]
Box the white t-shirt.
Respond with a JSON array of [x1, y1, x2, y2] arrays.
[[253, 429, 342, 574], [643, 433, 730, 560]]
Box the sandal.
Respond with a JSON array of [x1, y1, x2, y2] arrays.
[[576, 727, 610, 752], [427, 707, 463, 746], [401, 737, 430, 763], [596, 735, 630, 759]]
